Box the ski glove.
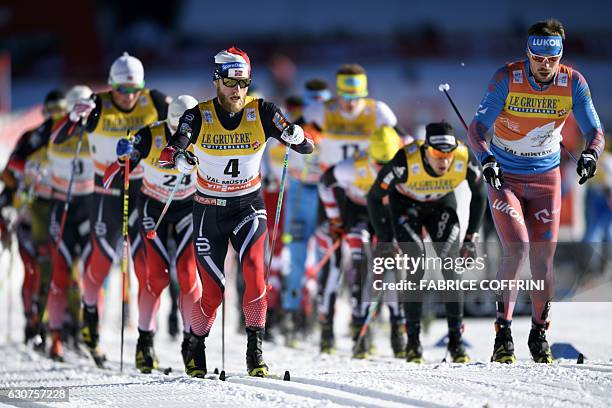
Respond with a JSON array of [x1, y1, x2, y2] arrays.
[[69, 99, 95, 123], [460, 233, 478, 260], [577, 149, 597, 185], [159, 146, 198, 173], [482, 155, 504, 190], [280, 124, 305, 145], [116, 138, 134, 159], [175, 150, 198, 175]]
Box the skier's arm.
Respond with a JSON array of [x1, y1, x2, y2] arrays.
[[150, 89, 171, 121], [367, 149, 408, 242], [375, 100, 398, 128], [465, 150, 487, 237], [466, 66, 509, 162], [571, 71, 605, 157], [53, 94, 101, 144], [260, 100, 314, 154], [318, 158, 354, 222], [159, 106, 202, 168]]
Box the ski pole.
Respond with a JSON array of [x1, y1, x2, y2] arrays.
[[6, 231, 14, 342], [119, 133, 132, 373], [352, 233, 378, 355], [146, 172, 185, 240], [265, 144, 290, 287], [307, 238, 341, 279], [222, 293, 226, 373], [437, 83, 576, 162]]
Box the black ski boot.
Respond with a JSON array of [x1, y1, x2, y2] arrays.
[[246, 327, 269, 377], [320, 318, 335, 354], [390, 322, 407, 359], [135, 329, 158, 373], [181, 332, 191, 367], [184, 331, 207, 378], [81, 304, 105, 367], [405, 322, 424, 364], [491, 319, 516, 363], [448, 325, 470, 363], [528, 321, 553, 363]]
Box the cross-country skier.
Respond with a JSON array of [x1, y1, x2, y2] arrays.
[[158, 46, 314, 378], [2, 90, 67, 351], [103, 95, 201, 373], [302, 64, 399, 353], [318, 126, 407, 358], [368, 121, 487, 363], [54, 53, 170, 366], [466, 19, 605, 363]]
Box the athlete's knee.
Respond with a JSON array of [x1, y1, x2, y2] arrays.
[[176, 254, 198, 294]]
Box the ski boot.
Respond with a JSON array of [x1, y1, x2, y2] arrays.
[[246, 327, 269, 377], [448, 326, 470, 363], [135, 329, 158, 374], [320, 319, 336, 354], [181, 332, 191, 367], [391, 322, 407, 358], [81, 304, 106, 367], [351, 322, 372, 359], [184, 331, 207, 378], [491, 319, 516, 363], [528, 321, 553, 363], [405, 322, 424, 364], [24, 313, 38, 345], [49, 330, 64, 362]]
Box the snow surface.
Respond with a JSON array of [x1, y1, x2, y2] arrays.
[[1, 242, 611, 408]]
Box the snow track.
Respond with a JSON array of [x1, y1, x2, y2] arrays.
[[1, 254, 611, 407]]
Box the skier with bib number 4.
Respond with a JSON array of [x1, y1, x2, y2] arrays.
[[159, 46, 314, 378]]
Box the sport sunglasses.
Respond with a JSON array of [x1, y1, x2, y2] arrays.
[[221, 77, 251, 88], [427, 145, 456, 159], [113, 84, 145, 94], [527, 48, 562, 64]]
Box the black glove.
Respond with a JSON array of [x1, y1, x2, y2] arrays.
[[482, 155, 504, 190], [460, 233, 478, 260], [576, 149, 597, 185]]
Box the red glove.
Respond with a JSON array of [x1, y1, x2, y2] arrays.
[[159, 146, 178, 168], [102, 159, 125, 189]]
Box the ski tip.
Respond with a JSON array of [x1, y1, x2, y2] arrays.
[[163, 367, 172, 375], [283, 370, 290, 381], [577, 353, 585, 364], [441, 358, 447, 363], [219, 370, 226, 381], [213, 367, 219, 374]]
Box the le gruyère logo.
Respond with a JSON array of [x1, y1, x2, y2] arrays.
[[102, 116, 146, 132], [200, 132, 252, 150]]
